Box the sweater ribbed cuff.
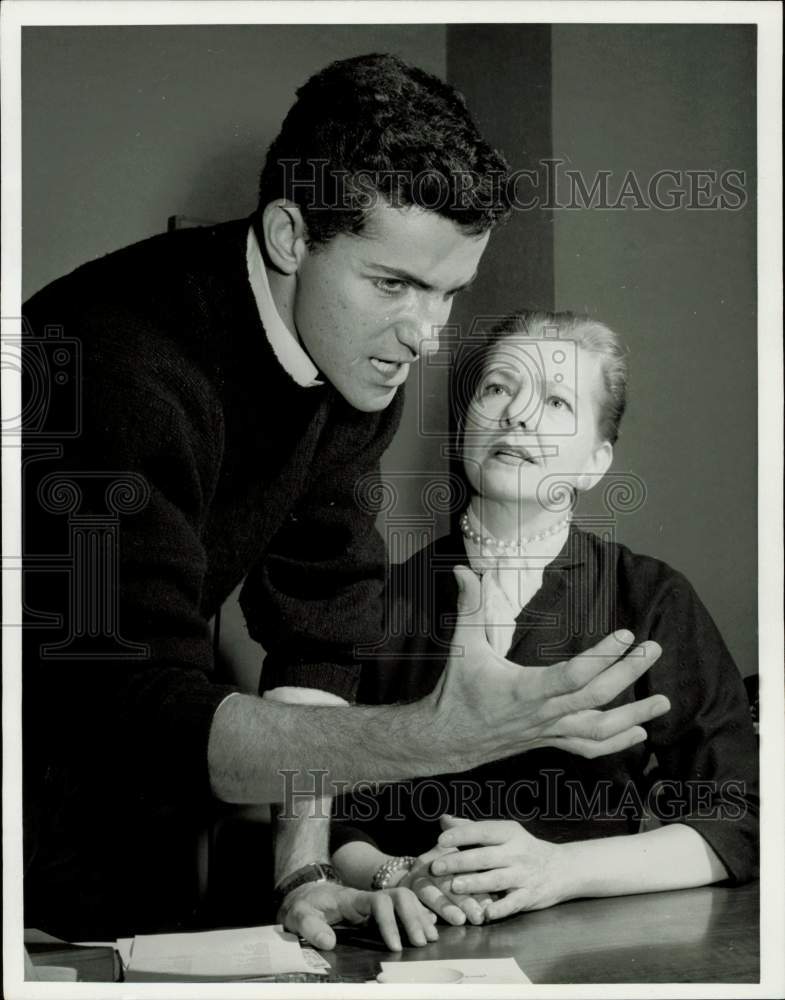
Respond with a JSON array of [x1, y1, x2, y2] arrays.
[[151, 680, 241, 804], [259, 661, 361, 703]]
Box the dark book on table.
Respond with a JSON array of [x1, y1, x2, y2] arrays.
[[26, 942, 120, 982]]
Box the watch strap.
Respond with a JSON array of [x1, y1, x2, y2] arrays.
[[274, 862, 341, 909]]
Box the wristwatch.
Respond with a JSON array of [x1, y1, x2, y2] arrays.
[[273, 862, 341, 909]]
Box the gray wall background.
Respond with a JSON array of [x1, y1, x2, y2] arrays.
[[23, 24, 757, 677], [449, 24, 757, 677], [22, 25, 446, 296], [550, 24, 757, 678]]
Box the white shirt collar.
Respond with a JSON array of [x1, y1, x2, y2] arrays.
[[246, 225, 323, 388], [462, 504, 570, 639]]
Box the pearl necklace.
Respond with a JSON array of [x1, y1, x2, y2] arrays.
[[460, 509, 571, 552]]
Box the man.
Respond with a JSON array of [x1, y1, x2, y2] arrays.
[[22, 54, 667, 948]]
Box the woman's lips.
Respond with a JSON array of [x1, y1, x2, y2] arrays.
[[491, 444, 537, 464]]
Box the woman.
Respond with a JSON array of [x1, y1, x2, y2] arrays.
[[331, 309, 758, 933]]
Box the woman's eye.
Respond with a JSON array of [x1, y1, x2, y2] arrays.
[[480, 382, 512, 398], [547, 395, 572, 411], [374, 278, 408, 295]]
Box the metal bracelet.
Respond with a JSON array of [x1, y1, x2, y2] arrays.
[[371, 855, 417, 891]]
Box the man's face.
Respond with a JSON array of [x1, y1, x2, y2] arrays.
[[292, 202, 490, 412]]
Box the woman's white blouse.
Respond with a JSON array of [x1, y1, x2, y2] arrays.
[[462, 504, 571, 656]]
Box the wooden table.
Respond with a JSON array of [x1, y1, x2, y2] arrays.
[[328, 883, 759, 984], [28, 883, 758, 984]]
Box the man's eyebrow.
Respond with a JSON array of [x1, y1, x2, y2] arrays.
[[366, 263, 478, 294]]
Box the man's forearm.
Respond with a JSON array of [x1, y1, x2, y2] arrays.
[[207, 691, 448, 804], [207, 609, 672, 805], [273, 800, 333, 886]]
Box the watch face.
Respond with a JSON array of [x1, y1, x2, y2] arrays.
[[275, 863, 340, 904], [314, 863, 339, 882]]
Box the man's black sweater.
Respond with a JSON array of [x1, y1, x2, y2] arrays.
[[22, 219, 402, 934]]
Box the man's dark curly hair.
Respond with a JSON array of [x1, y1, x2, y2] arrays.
[[257, 53, 511, 245]]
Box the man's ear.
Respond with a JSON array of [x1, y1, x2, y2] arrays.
[[576, 441, 613, 493], [261, 200, 308, 275]]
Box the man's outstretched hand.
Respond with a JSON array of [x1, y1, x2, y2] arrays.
[[424, 566, 670, 770]]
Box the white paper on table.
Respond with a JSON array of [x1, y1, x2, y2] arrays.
[[128, 924, 312, 978], [380, 957, 531, 984], [301, 947, 331, 972]]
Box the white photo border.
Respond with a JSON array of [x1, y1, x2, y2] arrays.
[[2, 3, 782, 998]]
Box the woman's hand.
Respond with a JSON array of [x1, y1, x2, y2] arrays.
[[278, 881, 438, 952], [430, 817, 567, 919], [399, 841, 493, 927]]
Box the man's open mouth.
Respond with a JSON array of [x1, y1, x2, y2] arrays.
[[370, 357, 411, 378]]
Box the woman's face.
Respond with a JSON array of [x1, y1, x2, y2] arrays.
[[461, 335, 613, 507]]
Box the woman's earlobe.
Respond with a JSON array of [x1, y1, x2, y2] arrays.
[[596, 441, 614, 478], [261, 200, 307, 275], [575, 472, 601, 499], [577, 442, 614, 492]]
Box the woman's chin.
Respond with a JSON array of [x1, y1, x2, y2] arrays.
[[475, 484, 542, 507], [474, 469, 544, 505]]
